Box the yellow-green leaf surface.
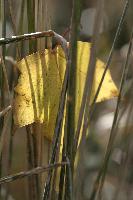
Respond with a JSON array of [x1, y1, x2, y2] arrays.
[[14, 41, 118, 140]]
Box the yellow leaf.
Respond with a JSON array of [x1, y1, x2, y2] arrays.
[[13, 41, 118, 140]]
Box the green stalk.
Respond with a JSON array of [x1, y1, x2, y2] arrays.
[[27, 0, 36, 53], [65, 0, 81, 198], [66, 0, 81, 172]]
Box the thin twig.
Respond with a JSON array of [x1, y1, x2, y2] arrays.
[[0, 56, 17, 66], [0, 105, 12, 118], [0, 30, 68, 60], [0, 30, 58, 47], [0, 162, 68, 185], [0, 31, 53, 45]]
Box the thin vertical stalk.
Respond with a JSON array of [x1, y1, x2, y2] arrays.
[[112, 104, 133, 200], [58, 125, 67, 200], [26, 126, 40, 200], [18, 0, 26, 58], [58, 154, 66, 200], [90, 0, 129, 119], [0, 112, 11, 159], [1, 0, 6, 59], [79, 0, 104, 141], [65, 0, 81, 199], [0, 0, 6, 114], [50, 123, 63, 199], [34, 1, 50, 196], [0, 0, 6, 198], [35, 0, 50, 50], [90, 24, 133, 200], [7, 0, 21, 58], [27, 1, 40, 199], [0, 55, 12, 199], [0, 55, 10, 102], [73, 0, 129, 157], [27, 0, 36, 53], [73, 0, 104, 159], [42, 67, 68, 200], [74, 1, 104, 198], [42, 39, 68, 199], [0, 114, 12, 200], [33, 124, 44, 197]]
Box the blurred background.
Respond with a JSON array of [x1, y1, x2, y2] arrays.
[[0, 0, 133, 200]]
